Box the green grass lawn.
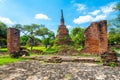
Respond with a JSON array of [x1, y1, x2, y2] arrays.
[[0, 56, 26, 65], [26, 46, 57, 53]]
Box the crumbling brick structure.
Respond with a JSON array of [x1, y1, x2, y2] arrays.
[[56, 10, 71, 45], [7, 28, 20, 54], [80, 20, 108, 54]]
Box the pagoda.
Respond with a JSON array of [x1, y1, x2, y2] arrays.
[[56, 9, 71, 45]]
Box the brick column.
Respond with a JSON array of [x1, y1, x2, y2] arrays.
[[7, 28, 20, 54]]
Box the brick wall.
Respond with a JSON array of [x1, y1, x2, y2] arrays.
[[80, 20, 108, 54]]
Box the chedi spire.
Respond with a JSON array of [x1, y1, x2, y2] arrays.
[[56, 9, 71, 45], [60, 9, 64, 25]]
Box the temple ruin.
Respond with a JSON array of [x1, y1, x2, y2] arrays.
[[80, 20, 108, 54], [56, 10, 71, 45]]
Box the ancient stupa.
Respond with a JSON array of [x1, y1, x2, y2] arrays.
[[56, 9, 71, 45]]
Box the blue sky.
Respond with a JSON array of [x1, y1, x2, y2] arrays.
[[0, 0, 119, 34]]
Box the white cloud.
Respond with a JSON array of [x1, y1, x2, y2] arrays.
[[66, 25, 72, 29], [89, 10, 100, 15], [73, 15, 93, 24], [0, 16, 14, 25], [76, 4, 86, 11], [35, 13, 50, 20], [73, 14, 107, 24], [101, 2, 116, 14], [93, 14, 107, 21], [73, 2, 117, 24]]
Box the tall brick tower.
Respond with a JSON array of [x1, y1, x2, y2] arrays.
[[7, 28, 20, 54], [56, 9, 71, 45]]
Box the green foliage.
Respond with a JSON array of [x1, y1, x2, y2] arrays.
[[0, 22, 7, 47], [108, 2, 120, 45], [113, 2, 120, 28], [0, 22, 7, 38], [20, 35, 29, 46], [26, 46, 57, 54], [108, 28, 120, 45], [35, 27, 55, 48], [35, 27, 48, 37], [109, 2, 120, 31], [42, 38, 49, 48], [13, 24, 43, 52], [12, 24, 23, 31], [70, 27, 85, 47], [109, 62, 116, 67]]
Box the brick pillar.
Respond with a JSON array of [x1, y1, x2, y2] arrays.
[[7, 28, 20, 54]]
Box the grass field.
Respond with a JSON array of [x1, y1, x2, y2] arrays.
[[26, 46, 58, 54], [0, 56, 26, 65], [1, 46, 119, 65], [0, 46, 57, 65]]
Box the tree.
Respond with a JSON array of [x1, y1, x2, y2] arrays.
[[23, 24, 41, 51], [35, 27, 55, 48], [12, 23, 42, 52], [20, 35, 29, 46], [70, 27, 85, 47], [108, 28, 120, 45], [108, 2, 120, 45], [0, 22, 7, 47], [109, 2, 120, 32], [0, 22, 7, 38], [47, 31, 55, 48], [35, 27, 48, 38]]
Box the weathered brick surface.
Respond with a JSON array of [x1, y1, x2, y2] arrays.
[[56, 10, 71, 45], [7, 28, 20, 54], [80, 20, 108, 54], [99, 20, 108, 53]]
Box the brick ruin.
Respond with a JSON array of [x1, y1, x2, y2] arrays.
[[7, 28, 20, 54], [80, 20, 108, 54], [56, 10, 71, 45]]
